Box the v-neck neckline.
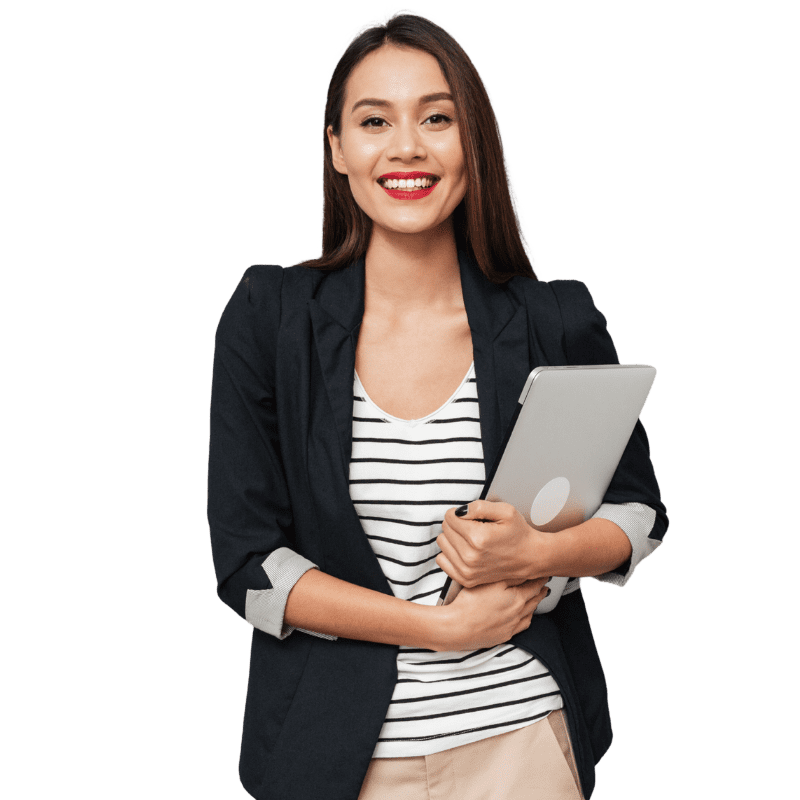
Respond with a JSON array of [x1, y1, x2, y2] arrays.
[[354, 361, 475, 428]]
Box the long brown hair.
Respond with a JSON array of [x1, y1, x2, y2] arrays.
[[299, 14, 537, 284]]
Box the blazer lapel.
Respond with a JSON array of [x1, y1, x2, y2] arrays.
[[308, 255, 366, 478], [457, 249, 532, 476]]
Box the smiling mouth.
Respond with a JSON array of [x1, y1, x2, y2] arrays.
[[377, 172, 440, 200], [378, 175, 441, 192]]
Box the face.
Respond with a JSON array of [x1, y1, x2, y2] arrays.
[[327, 45, 467, 238]]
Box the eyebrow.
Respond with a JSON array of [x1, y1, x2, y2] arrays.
[[349, 92, 453, 114]]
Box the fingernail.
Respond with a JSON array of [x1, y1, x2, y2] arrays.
[[455, 504, 469, 517], [546, 587, 551, 597]]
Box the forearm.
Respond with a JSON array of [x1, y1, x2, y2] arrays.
[[284, 568, 449, 649], [536, 518, 633, 579]]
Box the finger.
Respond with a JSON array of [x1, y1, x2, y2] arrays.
[[441, 515, 468, 548], [444, 512, 497, 559], [531, 576, 551, 592], [452, 499, 505, 523], [436, 530, 472, 583], [513, 612, 535, 636], [443, 509, 485, 556], [441, 514, 474, 555], [521, 578, 549, 598], [521, 585, 549, 615], [435, 551, 456, 580]]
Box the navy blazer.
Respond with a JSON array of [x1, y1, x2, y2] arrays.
[[208, 249, 668, 800]]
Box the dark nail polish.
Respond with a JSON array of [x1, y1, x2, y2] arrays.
[[455, 504, 469, 517]]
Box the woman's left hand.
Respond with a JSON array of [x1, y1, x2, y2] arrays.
[[436, 500, 551, 587]]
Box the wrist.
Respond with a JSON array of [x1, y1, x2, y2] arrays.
[[423, 602, 461, 652], [525, 526, 557, 578]]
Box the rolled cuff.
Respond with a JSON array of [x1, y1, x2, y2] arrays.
[[590, 502, 660, 587], [245, 547, 338, 640]]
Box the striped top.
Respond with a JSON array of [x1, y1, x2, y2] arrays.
[[349, 361, 564, 758]]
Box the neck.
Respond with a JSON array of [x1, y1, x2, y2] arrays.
[[363, 220, 463, 317]]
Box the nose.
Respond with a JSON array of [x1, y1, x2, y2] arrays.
[[386, 118, 426, 162]]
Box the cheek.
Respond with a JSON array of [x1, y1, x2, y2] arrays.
[[348, 178, 375, 218], [431, 136, 465, 173], [347, 172, 382, 222], [346, 140, 381, 175]]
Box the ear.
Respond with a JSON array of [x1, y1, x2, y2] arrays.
[[327, 125, 348, 176]]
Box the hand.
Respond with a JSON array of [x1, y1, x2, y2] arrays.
[[436, 576, 551, 652], [436, 500, 550, 588]]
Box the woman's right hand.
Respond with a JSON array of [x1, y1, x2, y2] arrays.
[[434, 576, 551, 652]]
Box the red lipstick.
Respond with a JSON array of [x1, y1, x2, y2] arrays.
[[378, 171, 439, 200]]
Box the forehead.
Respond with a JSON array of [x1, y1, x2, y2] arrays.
[[344, 45, 451, 107]]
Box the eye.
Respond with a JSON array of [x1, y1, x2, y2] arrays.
[[360, 116, 387, 128], [425, 113, 453, 127]]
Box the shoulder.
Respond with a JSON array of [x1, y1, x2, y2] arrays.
[[216, 263, 325, 343], [548, 280, 603, 344], [217, 264, 283, 330], [507, 274, 594, 312], [509, 275, 618, 365], [218, 263, 325, 321], [551, 279, 618, 365]]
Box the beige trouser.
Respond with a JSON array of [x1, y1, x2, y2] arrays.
[[357, 709, 585, 800]]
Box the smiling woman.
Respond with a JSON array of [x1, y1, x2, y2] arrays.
[[207, 12, 668, 800]]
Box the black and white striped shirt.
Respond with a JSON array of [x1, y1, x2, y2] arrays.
[[350, 362, 564, 757]]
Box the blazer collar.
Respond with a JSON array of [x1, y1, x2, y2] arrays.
[[309, 247, 517, 341], [308, 248, 531, 481]]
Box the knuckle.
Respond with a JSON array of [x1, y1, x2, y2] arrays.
[[462, 569, 477, 588]]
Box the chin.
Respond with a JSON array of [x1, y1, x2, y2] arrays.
[[377, 214, 449, 237], [391, 222, 435, 235]]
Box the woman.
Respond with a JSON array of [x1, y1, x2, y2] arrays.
[[207, 14, 667, 800]]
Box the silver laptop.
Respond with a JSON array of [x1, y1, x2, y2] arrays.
[[437, 364, 656, 612]]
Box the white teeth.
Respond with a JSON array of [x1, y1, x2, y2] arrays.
[[380, 176, 437, 189]]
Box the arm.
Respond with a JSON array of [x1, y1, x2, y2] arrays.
[[534, 517, 631, 579], [283, 567, 445, 649], [589, 501, 660, 586], [256, 547, 337, 640], [208, 265, 300, 633], [284, 560, 550, 652], [549, 280, 669, 552], [436, 500, 634, 587], [551, 280, 669, 583]]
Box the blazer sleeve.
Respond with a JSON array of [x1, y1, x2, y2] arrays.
[[549, 279, 669, 586], [207, 265, 336, 640]]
